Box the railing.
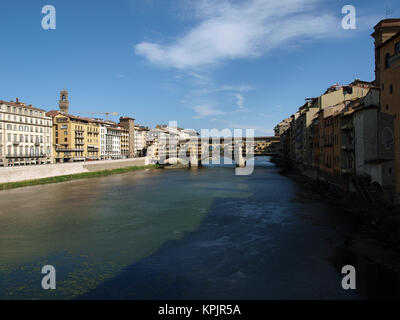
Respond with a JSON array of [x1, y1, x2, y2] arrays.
[[6, 154, 46, 158], [341, 144, 354, 151]]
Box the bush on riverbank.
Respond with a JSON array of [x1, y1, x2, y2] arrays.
[[0, 165, 157, 191]]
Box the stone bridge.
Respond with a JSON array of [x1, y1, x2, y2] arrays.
[[149, 136, 279, 167]]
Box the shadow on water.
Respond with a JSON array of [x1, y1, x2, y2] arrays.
[[332, 238, 400, 299], [78, 158, 365, 300], [2, 156, 400, 299]]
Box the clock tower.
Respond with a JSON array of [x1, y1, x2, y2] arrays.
[[59, 89, 69, 114]]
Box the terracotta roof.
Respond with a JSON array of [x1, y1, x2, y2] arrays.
[[46, 110, 99, 123], [0, 99, 47, 112], [46, 110, 60, 117], [378, 31, 400, 49]]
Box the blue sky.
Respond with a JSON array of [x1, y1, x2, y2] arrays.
[[0, 0, 398, 135]]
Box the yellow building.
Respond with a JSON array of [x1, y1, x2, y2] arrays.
[[46, 111, 100, 163], [121, 128, 129, 158], [46, 90, 100, 163], [319, 80, 372, 110]]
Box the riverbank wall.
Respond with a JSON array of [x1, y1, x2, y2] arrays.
[[0, 157, 149, 184], [272, 155, 400, 249]]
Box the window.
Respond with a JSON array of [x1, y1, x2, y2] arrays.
[[390, 85, 393, 94], [385, 53, 391, 69], [396, 42, 400, 54]]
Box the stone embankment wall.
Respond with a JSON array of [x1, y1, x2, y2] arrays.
[[0, 157, 149, 183]]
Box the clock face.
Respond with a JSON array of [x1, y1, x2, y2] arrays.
[[382, 127, 394, 150]]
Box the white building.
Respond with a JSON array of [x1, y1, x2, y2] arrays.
[[97, 121, 122, 160], [134, 125, 149, 157], [178, 128, 198, 141], [0, 99, 53, 166], [146, 125, 199, 163]]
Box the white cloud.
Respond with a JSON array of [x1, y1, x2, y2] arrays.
[[220, 119, 274, 135], [135, 0, 344, 69], [193, 104, 225, 119], [220, 85, 253, 92], [234, 93, 245, 109], [190, 84, 253, 96]]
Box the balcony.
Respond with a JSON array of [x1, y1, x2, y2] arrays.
[[341, 144, 354, 151], [341, 124, 353, 131], [87, 145, 99, 151], [56, 148, 83, 152], [7, 154, 46, 159], [12, 141, 19, 146]]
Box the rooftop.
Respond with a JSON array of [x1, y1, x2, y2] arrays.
[[0, 99, 47, 113]]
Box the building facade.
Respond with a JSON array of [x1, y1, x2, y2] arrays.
[[372, 19, 400, 199], [47, 112, 101, 163], [119, 117, 135, 158], [134, 125, 149, 157], [98, 121, 123, 160], [0, 99, 53, 166], [47, 91, 100, 162]]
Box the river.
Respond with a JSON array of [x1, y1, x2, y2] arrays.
[[0, 157, 365, 299]]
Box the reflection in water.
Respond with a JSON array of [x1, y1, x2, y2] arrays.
[[0, 157, 393, 299], [0, 166, 251, 299]]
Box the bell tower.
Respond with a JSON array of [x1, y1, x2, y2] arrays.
[[59, 89, 69, 114]]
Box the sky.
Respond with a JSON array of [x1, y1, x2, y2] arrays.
[[0, 0, 399, 136]]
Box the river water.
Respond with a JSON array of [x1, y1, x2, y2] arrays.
[[0, 157, 364, 299]]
